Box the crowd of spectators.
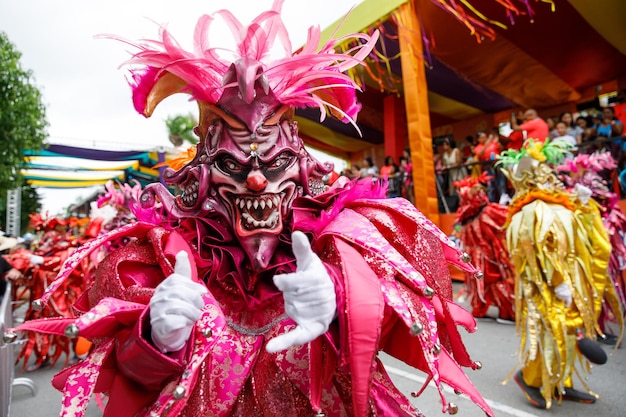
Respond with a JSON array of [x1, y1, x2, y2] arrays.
[[342, 148, 415, 204], [335, 106, 625, 214], [434, 106, 625, 212]]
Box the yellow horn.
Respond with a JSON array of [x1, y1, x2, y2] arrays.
[[143, 72, 190, 117]]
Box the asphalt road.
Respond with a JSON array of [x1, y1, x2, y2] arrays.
[[8, 284, 626, 417]]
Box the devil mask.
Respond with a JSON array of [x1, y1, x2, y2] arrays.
[[110, 1, 378, 270]]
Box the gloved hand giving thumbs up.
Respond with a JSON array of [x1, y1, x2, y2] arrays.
[[266, 231, 337, 353], [150, 251, 208, 353]]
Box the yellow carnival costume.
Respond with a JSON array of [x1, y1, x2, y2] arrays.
[[499, 139, 622, 409]]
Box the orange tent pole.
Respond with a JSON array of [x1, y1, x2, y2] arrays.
[[396, 2, 440, 226]]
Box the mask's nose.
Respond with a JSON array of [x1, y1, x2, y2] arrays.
[[245, 170, 268, 192]]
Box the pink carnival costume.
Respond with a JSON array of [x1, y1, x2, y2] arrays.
[[453, 173, 515, 321], [8, 3, 493, 416], [558, 152, 626, 343]]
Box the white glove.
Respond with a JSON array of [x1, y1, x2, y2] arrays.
[[150, 251, 207, 353], [554, 282, 572, 307], [28, 254, 44, 265], [266, 231, 336, 353], [575, 183, 592, 205]]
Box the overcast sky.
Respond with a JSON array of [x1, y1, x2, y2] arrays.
[[1, 0, 362, 217]]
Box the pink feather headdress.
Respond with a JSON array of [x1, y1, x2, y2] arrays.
[[102, 0, 379, 136], [557, 151, 617, 173]]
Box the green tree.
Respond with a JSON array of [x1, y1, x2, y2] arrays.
[[0, 32, 49, 233], [165, 113, 198, 147]]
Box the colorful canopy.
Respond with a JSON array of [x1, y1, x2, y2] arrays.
[[296, 0, 626, 150], [23, 144, 163, 188]]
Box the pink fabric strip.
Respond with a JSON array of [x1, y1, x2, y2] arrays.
[[334, 237, 385, 417], [40, 223, 154, 305]]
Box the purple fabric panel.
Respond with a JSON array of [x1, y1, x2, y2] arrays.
[[425, 57, 518, 113], [46, 144, 149, 161], [378, 20, 516, 113]]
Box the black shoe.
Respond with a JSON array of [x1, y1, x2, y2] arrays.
[[514, 370, 546, 409], [599, 334, 618, 346], [556, 387, 597, 404]]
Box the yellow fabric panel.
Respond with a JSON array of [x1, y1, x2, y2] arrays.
[[318, 0, 409, 45], [567, 0, 626, 55], [27, 178, 123, 188], [396, 2, 440, 225], [295, 116, 376, 153], [427, 91, 484, 120], [138, 166, 160, 177]]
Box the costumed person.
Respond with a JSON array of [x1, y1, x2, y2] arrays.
[[498, 138, 619, 410], [0, 234, 22, 302], [84, 179, 143, 265], [7, 3, 494, 417], [11, 214, 91, 372], [452, 172, 515, 322], [557, 151, 626, 346]]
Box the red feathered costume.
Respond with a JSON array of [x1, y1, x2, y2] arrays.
[[453, 174, 515, 321]]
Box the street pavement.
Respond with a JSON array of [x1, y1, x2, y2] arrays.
[[8, 282, 626, 417]]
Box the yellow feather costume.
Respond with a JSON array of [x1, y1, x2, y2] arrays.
[[502, 141, 621, 409]]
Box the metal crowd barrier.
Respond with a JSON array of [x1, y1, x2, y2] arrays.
[[1, 282, 37, 417]]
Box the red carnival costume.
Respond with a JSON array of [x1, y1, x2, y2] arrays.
[[10, 215, 90, 371], [8, 3, 493, 416], [453, 173, 515, 321]]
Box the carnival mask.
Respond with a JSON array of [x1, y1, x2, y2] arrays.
[[112, 2, 378, 271]]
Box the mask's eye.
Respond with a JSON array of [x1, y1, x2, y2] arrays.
[[217, 156, 246, 175], [266, 152, 294, 172]]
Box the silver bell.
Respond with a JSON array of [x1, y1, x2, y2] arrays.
[[173, 385, 186, 399], [32, 299, 43, 311], [410, 322, 424, 336], [64, 323, 80, 338], [3, 330, 18, 344]]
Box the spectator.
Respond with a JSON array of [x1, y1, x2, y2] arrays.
[[380, 155, 401, 198], [442, 137, 467, 196], [597, 107, 625, 167], [559, 111, 584, 144], [576, 116, 595, 145], [0, 235, 21, 301], [499, 112, 525, 151], [434, 141, 447, 195], [596, 107, 624, 138], [546, 116, 559, 139], [511, 109, 550, 142], [360, 156, 378, 177], [459, 135, 475, 162], [473, 131, 501, 163], [474, 130, 507, 203], [347, 165, 361, 179], [553, 121, 577, 149], [401, 148, 415, 205]]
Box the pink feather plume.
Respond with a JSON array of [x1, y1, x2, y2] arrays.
[[102, 0, 378, 130]]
